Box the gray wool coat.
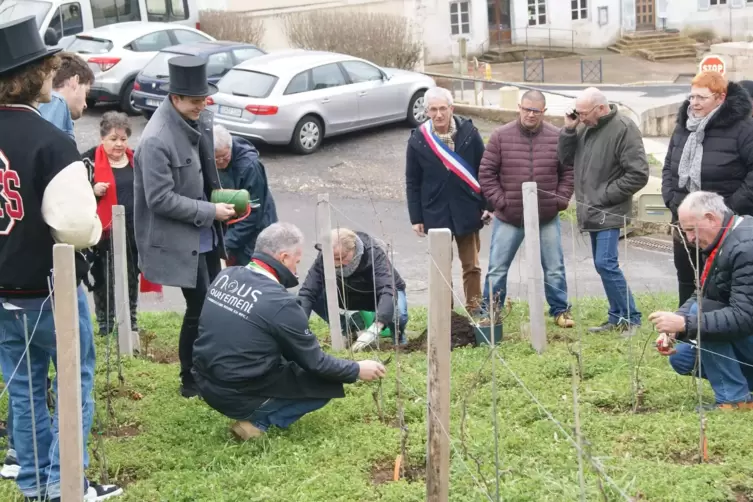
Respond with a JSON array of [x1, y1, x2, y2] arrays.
[[133, 98, 225, 289]]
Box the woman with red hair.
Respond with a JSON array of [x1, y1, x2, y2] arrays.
[[82, 111, 162, 335], [662, 71, 753, 306]]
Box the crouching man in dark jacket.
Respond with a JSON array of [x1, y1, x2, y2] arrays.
[[298, 228, 409, 351], [213, 124, 278, 266], [649, 192, 753, 410], [192, 222, 386, 440]]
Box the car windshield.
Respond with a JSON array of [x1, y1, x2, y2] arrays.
[[141, 51, 184, 79], [67, 36, 114, 54], [0, 0, 52, 28], [217, 69, 278, 98]]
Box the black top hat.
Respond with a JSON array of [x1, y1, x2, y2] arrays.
[[0, 16, 62, 76], [160, 55, 218, 97]]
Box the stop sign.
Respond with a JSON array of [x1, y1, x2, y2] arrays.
[[699, 55, 726, 76]]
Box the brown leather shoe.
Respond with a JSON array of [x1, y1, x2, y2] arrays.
[[230, 421, 264, 441], [555, 312, 575, 328]]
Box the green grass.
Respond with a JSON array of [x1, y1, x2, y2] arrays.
[[2, 293, 753, 501], [648, 153, 663, 168]]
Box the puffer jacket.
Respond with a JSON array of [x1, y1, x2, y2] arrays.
[[662, 81, 753, 217], [479, 119, 574, 227], [678, 213, 753, 343]]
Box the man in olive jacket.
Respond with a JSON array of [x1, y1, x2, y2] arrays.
[[558, 87, 649, 333], [192, 223, 386, 440]]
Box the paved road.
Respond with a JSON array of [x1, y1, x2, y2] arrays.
[[75, 106, 676, 314]]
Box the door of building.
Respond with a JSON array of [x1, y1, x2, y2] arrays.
[[487, 0, 511, 44], [635, 0, 656, 30]]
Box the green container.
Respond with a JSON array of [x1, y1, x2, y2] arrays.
[[359, 310, 392, 338], [474, 323, 502, 346], [211, 189, 250, 215]]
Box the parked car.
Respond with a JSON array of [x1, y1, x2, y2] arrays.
[[207, 50, 435, 154], [67, 21, 214, 115], [132, 41, 265, 118], [0, 0, 202, 49]]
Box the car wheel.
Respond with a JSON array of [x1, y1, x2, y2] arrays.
[[291, 115, 323, 155], [407, 90, 427, 127], [120, 80, 139, 116]]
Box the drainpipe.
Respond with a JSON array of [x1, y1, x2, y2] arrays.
[[618, 0, 624, 36]]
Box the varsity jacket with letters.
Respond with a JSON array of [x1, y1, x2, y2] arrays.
[[0, 104, 102, 297]]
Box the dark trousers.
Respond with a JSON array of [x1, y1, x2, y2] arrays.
[[179, 249, 220, 385], [673, 236, 705, 308], [91, 224, 139, 334]]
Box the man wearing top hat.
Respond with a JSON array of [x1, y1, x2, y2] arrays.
[[134, 55, 236, 399], [0, 16, 122, 501]]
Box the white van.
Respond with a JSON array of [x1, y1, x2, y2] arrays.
[[0, 0, 200, 47]]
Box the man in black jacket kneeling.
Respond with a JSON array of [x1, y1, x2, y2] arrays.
[[192, 222, 386, 440], [649, 191, 753, 410]]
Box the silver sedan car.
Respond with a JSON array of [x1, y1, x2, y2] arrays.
[[207, 50, 435, 154]]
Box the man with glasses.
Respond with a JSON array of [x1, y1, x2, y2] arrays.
[[558, 87, 649, 333], [405, 86, 490, 314], [479, 90, 575, 326]]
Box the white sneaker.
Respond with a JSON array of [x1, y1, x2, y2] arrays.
[[84, 482, 123, 501], [0, 449, 19, 480]]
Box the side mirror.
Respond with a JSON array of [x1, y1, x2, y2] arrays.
[[381, 71, 390, 81], [43, 28, 60, 47]]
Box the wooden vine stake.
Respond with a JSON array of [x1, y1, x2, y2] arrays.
[[316, 194, 345, 350], [522, 182, 547, 353], [53, 244, 85, 502], [427, 229, 451, 502], [112, 205, 139, 355]]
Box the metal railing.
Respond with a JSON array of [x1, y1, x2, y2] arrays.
[[482, 26, 578, 54]]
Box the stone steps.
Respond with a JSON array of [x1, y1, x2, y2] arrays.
[[607, 30, 697, 60]]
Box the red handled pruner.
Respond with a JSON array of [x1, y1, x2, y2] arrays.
[[227, 201, 260, 225]]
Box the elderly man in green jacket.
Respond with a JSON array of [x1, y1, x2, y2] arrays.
[[558, 87, 649, 334]]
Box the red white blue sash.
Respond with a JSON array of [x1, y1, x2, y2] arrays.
[[419, 120, 481, 194]]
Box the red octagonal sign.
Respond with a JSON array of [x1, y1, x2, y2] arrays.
[[699, 55, 726, 76]]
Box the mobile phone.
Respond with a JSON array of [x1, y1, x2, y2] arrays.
[[567, 110, 578, 120]]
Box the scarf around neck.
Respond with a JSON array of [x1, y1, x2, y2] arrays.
[[94, 144, 133, 231], [336, 235, 364, 278], [678, 105, 720, 193]]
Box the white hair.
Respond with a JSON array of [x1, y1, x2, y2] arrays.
[[679, 191, 729, 218], [255, 223, 305, 256], [424, 86, 453, 108], [213, 124, 233, 151], [580, 87, 609, 106]]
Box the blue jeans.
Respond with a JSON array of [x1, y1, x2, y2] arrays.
[[669, 302, 753, 404], [311, 289, 409, 344], [482, 215, 570, 317], [0, 287, 96, 499], [589, 229, 641, 325], [244, 397, 330, 432]]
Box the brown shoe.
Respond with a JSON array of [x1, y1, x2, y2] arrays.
[[230, 421, 264, 441], [555, 312, 575, 328]]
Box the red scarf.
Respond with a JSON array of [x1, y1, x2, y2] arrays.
[[251, 258, 279, 281], [93, 145, 162, 296], [700, 217, 735, 288]]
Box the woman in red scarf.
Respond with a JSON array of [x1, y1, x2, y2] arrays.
[[81, 111, 161, 335]]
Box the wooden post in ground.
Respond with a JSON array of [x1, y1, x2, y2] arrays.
[[112, 205, 139, 355], [52, 244, 84, 502], [426, 228, 451, 502], [316, 194, 345, 351], [522, 182, 547, 353]]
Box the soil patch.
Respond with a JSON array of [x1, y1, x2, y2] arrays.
[[668, 449, 721, 465], [104, 423, 141, 438], [144, 346, 179, 364], [371, 456, 424, 485], [400, 312, 478, 353]]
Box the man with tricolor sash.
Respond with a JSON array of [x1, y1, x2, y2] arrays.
[[405, 86, 490, 314]]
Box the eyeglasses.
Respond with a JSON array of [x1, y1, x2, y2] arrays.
[[427, 106, 450, 114], [520, 106, 544, 116], [688, 93, 717, 102], [574, 105, 599, 117]]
